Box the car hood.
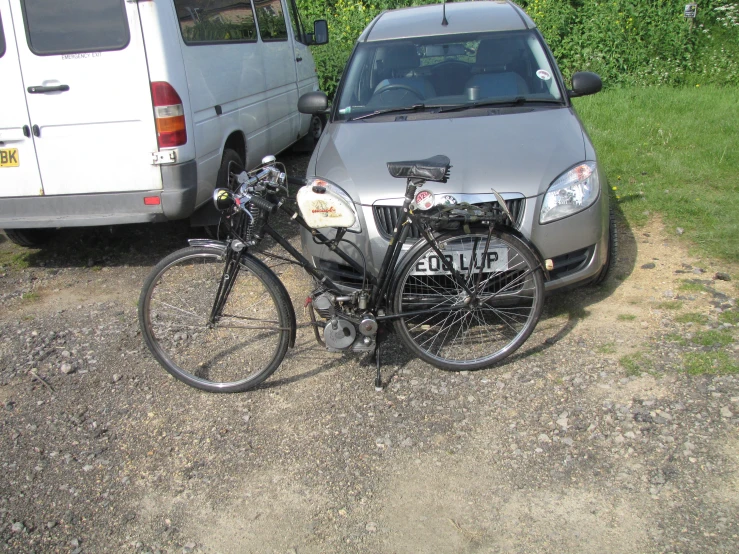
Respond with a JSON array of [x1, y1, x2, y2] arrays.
[[313, 108, 587, 204]]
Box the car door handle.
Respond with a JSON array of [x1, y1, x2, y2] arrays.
[[23, 125, 31, 138], [295, 56, 303, 62], [32, 125, 40, 138], [27, 84, 70, 94]]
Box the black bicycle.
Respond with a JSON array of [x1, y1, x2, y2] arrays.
[[138, 155, 545, 392]]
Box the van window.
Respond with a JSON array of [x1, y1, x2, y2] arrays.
[[287, 0, 306, 45], [254, 0, 288, 41], [0, 12, 6, 58], [21, 0, 130, 56], [174, 0, 257, 44]]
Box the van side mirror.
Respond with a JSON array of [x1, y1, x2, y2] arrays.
[[298, 91, 329, 114], [568, 72, 602, 98], [307, 20, 328, 45]]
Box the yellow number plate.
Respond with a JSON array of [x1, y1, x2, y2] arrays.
[[0, 148, 19, 167]]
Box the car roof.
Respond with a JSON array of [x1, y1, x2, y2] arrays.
[[358, 1, 535, 43]]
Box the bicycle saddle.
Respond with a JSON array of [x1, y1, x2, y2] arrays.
[[387, 155, 451, 183]]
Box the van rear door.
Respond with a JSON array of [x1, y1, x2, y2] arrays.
[[0, 3, 43, 198], [8, 0, 161, 196]]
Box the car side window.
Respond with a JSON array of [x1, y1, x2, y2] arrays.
[[287, 0, 306, 44], [254, 0, 288, 41], [173, 0, 258, 44], [21, 0, 130, 56], [0, 12, 6, 58]]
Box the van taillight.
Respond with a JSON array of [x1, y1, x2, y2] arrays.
[[151, 81, 186, 148]]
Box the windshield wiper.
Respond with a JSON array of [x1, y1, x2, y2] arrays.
[[437, 97, 562, 113], [349, 104, 430, 121]]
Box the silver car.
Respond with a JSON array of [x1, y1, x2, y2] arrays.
[[297, 1, 614, 292]]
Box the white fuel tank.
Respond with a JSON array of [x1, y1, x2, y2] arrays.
[[297, 181, 357, 230]]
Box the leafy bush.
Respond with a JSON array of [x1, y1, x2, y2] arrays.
[[297, 0, 739, 94]]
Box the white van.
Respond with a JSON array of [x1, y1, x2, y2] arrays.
[[0, 0, 327, 246]]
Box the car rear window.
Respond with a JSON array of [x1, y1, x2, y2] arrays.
[[0, 12, 6, 58], [174, 0, 258, 44], [21, 0, 130, 56]]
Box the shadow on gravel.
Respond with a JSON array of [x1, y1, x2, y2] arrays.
[[521, 199, 638, 359], [2, 152, 311, 270]]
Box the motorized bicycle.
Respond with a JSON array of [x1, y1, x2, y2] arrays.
[[138, 155, 545, 392]]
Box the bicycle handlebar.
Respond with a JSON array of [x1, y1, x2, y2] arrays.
[[248, 195, 278, 213]]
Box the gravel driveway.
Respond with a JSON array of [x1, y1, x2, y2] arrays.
[[1, 152, 738, 553]]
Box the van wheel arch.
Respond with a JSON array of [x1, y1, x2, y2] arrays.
[[224, 132, 247, 170]]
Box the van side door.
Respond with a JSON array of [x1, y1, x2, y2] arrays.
[[9, 0, 160, 197], [0, 2, 43, 198]]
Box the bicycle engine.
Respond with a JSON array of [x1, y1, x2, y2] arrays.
[[310, 290, 376, 354]]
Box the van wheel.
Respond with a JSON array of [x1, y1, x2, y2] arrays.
[[3, 228, 56, 248], [310, 115, 325, 141], [204, 149, 244, 239], [592, 206, 618, 285]]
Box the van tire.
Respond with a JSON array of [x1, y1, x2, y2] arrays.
[[4, 228, 56, 248], [310, 115, 326, 141], [204, 149, 244, 239]]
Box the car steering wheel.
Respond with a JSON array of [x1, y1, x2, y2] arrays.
[[373, 83, 424, 100]]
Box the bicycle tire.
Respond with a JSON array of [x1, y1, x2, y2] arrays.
[[139, 246, 293, 392], [390, 228, 544, 371]]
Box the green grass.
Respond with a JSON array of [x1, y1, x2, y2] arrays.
[[691, 330, 734, 348], [655, 301, 683, 311], [617, 314, 637, 321], [679, 280, 710, 293], [664, 333, 688, 346], [0, 251, 32, 269], [619, 351, 651, 376], [719, 310, 739, 325], [675, 312, 709, 325], [575, 86, 739, 262], [683, 351, 739, 376], [21, 292, 39, 302], [596, 342, 617, 354]]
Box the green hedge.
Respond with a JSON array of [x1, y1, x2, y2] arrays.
[[297, 0, 739, 96]]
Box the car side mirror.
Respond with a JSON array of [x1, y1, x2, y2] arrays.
[[309, 20, 328, 45], [298, 91, 329, 115], [568, 72, 602, 98]]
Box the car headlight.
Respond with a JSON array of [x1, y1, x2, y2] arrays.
[[539, 162, 600, 224], [305, 177, 362, 233]]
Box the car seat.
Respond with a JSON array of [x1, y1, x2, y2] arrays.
[[373, 44, 436, 100], [465, 38, 528, 98]]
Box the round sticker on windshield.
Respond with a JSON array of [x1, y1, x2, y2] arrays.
[[536, 69, 552, 81]]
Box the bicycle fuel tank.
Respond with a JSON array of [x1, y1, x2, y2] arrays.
[[297, 182, 357, 229]]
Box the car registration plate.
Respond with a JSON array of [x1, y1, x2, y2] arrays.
[[0, 148, 19, 167], [410, 247, 508, 275]]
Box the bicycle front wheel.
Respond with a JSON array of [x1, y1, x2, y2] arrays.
[[391, 228, 544, 371], [139, 246, 293, 392]]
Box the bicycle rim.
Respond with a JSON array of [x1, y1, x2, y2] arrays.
[[393, 231, 543, 370], [140, 247, 290, 392]]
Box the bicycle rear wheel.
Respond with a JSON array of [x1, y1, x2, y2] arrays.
[[139, 246, 293, 392], [391, 228, 544, 371]]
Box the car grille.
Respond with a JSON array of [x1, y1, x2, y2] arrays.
[[373, 198, 525, 240]]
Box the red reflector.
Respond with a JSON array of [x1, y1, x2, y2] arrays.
[[151, 82, 183, 107], [144, 196, 161, 206]]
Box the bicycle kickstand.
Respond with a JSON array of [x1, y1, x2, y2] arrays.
[[374, 343, 382, 392]]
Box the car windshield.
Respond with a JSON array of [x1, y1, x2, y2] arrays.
[[336, 30, 563, 121]]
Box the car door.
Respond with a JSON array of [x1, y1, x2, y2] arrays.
[[0, 2, 43, 198], [8, 0, 160, 196]]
